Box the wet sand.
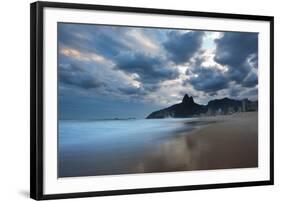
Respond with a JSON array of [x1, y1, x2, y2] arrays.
[[133, 112, 258, 173], [59, 112, 258, 177]]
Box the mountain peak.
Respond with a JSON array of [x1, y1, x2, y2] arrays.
[[182, 94, 194, 104], [146, 94, 258, 119]]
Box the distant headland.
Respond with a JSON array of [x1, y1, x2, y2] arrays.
[[146, 94, 258, 119]]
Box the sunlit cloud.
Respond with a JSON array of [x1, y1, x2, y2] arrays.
[[126, 29, 160, 54], [60, 47, 108, 64]]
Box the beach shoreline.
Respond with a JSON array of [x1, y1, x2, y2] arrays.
[[59, 112, 258, 177], [133, 112, 258, 173]]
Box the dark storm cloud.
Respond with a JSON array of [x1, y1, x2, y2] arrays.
[[215, 32, 258, 67], [214, 32, 258, 83], [58, 23, 130, 58], [58, 23, 180, 95], [184, 32, 258, 95], [114, 52, 179, 83], [229, 87, 241, 97], [241, 72, 258, 87], [118, 83, 159, 97], [59, 22, 259, 115], [118, 86, 144, 95], [59, 63, 103, 89], [163, 31, 204, 64], [187, 66, 229, 93]]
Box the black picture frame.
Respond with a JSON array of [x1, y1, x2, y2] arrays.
[[30, 1, 274, 200]]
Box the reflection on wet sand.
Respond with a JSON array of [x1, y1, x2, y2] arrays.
[[133, 112, 258, 173]]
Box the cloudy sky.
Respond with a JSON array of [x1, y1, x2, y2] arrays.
[[58, 23, 258, 119]]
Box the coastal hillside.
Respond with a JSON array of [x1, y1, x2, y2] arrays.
[[146, 94, 258, 119]]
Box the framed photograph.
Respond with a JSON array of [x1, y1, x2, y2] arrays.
[[30, 1, 274, 200]]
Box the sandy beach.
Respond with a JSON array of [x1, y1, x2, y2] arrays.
[[59, 112, 258, 177], [133, 112, 258, 173]]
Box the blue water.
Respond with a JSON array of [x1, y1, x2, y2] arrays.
[[59, 118, 196, 177]]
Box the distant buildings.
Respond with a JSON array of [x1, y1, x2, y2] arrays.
[[205, 99, 258, 116], [242, 100, 247, 112], [242, 99, 258, 112]]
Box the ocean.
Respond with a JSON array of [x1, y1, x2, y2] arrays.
[[58, 118, 196, 177]]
